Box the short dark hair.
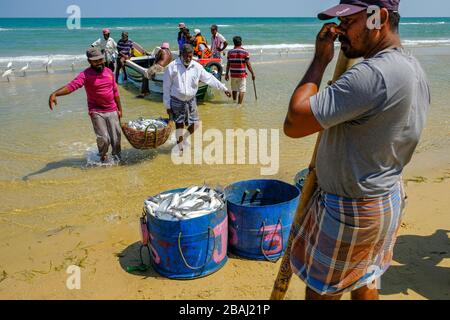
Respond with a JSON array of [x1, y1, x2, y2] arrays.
[[233, 36, 242, 46], [181, 44, 194, 55], [211, 24, 218, 30], [388, 11, 401, 33]]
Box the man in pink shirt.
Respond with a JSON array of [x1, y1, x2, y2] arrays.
[[48, 47, 123, 163]]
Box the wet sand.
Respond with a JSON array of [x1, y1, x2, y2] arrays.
[[0, 48, 449, 300]]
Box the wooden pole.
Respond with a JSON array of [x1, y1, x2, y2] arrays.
[[270, 50, 355, 300], [253, 79, 258, 100]]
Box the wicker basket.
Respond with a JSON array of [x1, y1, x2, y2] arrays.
[[121, 119, 174, 150]]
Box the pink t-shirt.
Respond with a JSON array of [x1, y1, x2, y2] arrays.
[[66, 67, 119, 114]]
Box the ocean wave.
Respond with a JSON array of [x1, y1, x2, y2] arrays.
[[402, 39, 450, 46], [401, 22, 447, 25], [245, 43, 315, 50], [0, 54, 85, 64]]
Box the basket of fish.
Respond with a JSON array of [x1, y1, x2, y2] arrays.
[[121, 117, 174, 150], [143, 185, 228, 279]]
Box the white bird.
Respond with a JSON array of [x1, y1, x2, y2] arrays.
[[20, 63, 29, 76], [43, 55, 53, 72], [2, 69, 14, 82], [6, 61, 12, 69]]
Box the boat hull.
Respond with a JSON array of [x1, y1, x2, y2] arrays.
[[124, 57, 208, 100]]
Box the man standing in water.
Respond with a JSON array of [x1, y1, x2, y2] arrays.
[[210, 24, 228, 59], [91, 28, 117, 72], [138, 42, 173, 98], [49, 48, 123, 163], [163, 44, 231, 153], [284, 0, 430, 300], [225, 36, 256, 105]]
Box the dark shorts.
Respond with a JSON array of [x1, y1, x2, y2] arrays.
[[170, 96, 200, 126]]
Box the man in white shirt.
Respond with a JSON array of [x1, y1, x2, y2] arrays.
[[91, 28, 118, 72], [164, 44, 231, 152], [210, 24, 228, 59]]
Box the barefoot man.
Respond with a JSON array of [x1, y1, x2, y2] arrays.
[[163, 44, 232, 153], [49, 47, 123, 163], [138, 42, 173, 98], [284, 0, 430, 300]]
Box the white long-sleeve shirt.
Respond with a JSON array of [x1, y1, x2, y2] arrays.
[[163, 58, 228, 110], [92, 37, 118, 62]]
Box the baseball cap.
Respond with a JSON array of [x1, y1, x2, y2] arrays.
[[318, 0, 400, 20], [86, 47, 104, 61], [161, 42, 170, 49], [179, 22, 186, 29], [102, 28, 110, 34], [194, 29, 201, 35]]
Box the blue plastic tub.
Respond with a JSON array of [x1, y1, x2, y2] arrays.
[[146, 188, 228, 280], [225, 180, 300, 261]]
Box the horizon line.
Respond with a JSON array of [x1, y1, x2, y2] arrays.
[[1, 16, 449, 18]]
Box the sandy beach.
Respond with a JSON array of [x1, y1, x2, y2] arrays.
[[0, 151, 448, 300], [0, 32, 449, 299]]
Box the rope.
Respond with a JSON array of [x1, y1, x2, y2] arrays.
[[178, 227, 216, 270], [260, 219, 284, 263]]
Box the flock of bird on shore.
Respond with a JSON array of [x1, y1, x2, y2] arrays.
[[1, 55, 82, 82], [0, 47, 293, 83]]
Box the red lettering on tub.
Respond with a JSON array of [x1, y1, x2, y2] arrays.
[[149, 233, 161, 264], [260, 224, 282, 256], [212, 218, 228, 263], [229, 211, 238, 246]]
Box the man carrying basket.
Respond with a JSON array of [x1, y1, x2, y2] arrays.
[[48, 47, 123, 163]]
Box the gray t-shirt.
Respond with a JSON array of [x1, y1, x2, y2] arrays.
[[310, 48, 430, 198]]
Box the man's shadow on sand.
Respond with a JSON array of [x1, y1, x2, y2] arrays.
[[381, 229, 450, 300], [22, 145, 175, 181]]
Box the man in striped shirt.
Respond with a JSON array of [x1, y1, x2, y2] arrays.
[[116, 32, 134, 83], [225, 36, 256, 105]]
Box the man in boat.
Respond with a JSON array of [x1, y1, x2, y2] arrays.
[[284, 0, 430, 300], [137, 42, 173, 98], [211, 24, 228, 59], [116, 32, 134, 83], [48, 47, 123, 163], [225, 36, 256, 105], [193, 29, 213, 59], [91, 28, 117, 72], [163, 44, 232, 153]]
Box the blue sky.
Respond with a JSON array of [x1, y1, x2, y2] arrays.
[[0, 0, 449, 17]]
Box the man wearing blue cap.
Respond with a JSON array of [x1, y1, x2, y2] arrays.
[[284, 0, 430, 300]]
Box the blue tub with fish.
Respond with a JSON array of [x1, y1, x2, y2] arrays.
[[224, 180, 300, 261], [145, 187, 228, 280]]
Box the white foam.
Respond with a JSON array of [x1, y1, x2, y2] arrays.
[[245, 43, 315, 51], [402, 39, 450, 46], [401, 22, 447, 25], [0, 54, 85, 64], [85, 146, 120, 167]]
